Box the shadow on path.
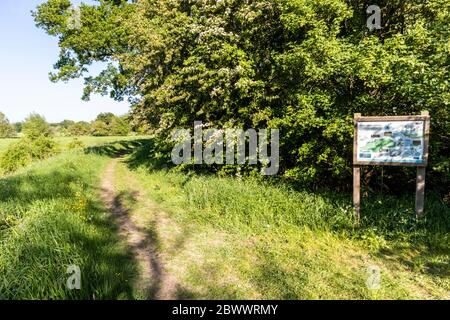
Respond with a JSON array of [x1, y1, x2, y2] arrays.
[[100, 159, 182, 299]]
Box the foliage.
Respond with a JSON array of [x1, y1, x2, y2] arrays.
[[0, 114, 58, 174], [67, 121, 91, 136], [0, 136, 58, 174], [22, 113, 53, 140], [0, 112, 16, 138], [33, 0, 450, 194], [0, 140, 33, 173], [90, 114, 130, 136], [13, 122, 22, 134], [90, 120, 110, 136], [67, 137, 86, 149], [30, 135, 58, 159], [95, 112, 116, 125], [110, 115, 131, 135], [60, 119, 75, 129]]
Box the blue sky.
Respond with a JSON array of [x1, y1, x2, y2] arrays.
[[0, 0, 130, 123]]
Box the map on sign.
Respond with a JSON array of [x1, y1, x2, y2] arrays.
[[356, 121, 425, 164]]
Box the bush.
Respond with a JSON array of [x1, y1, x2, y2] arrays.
[[30, 136, 58, 159], [22, 113, 52, 139], [0, 137, 58, 174], [90, 115, 130, 136], [67, 138, 86, 150], [91, 120, 109, 136], [0, 140, 33, 174], [68, 122, 91, 136], [0, 112, 16, 138]]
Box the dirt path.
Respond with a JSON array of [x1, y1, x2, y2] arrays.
[[100, 158, 175, 299]]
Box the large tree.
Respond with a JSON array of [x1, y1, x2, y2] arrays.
[[33, 0, 450, 191]]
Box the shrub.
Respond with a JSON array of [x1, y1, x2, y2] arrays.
[[68, 121, 91, 136], [91, 120, 109, 136], [0, 112, 16, 138], [30, 136, 58, 159], [67, 138, 86, 150], [0, 136, 58, 174], [22, 113, 52, 140], [0, 140, 33, 174]]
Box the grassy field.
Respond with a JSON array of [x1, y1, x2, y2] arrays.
[[0, 138, 448, 299], [113, 141, 450, 299], [0, 150, 137, 299], [0, 136, 147, 153]]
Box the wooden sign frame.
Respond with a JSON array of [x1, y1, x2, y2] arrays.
[[353, 111, 430, 223]]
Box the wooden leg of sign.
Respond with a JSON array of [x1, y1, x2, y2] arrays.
[[353, 166, 361, 225], [415, 166, 426, 217]]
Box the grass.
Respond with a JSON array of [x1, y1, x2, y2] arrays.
[[0, 136, 147, 153], [110, 139, 449, 299], [0, 137, 448, 299], [0, 150, 138, 299]]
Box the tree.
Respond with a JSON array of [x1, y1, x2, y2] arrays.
[[33, 0, 450, 191], [14, 122, 22, 134], [22, 113, 52, 140], [110, 116, 130, 136], [0, 113, 57, 174], [92, 113, 130, 136], [91, 120, 109, 136], [0, 112, 16, 138], [68, 121, 91, 136], [95, 112, 116, 126], [60, 119, 75, 129]]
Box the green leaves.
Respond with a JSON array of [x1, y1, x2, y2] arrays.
[[33, 0, 450, 191], [0, 112, 16, 139]]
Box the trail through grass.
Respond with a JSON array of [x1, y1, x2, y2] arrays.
[[0, 150, 138, 299], [105, 140, 450, 299], [99, 158, 178, 300], [1, 138, 448, 299]]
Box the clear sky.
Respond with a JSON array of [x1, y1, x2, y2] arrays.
[[0, 0, 130, 123]]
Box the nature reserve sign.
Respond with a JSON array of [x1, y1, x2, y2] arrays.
[[356, 121, 426, 165], [355, 118, 428, 166], [353, 112, 430, 221]]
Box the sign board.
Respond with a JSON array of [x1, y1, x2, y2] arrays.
[[353, 115, 430, 167], [352, 112, 430, 222]]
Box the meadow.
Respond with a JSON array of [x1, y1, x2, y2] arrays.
[[1, 137, 447, 299], [0, 136, 146, 153], [0, 149, 136, 299]]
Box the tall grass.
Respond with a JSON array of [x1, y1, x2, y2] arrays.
[[0, 151, 136, 299], [119, 140, 449, 299], [127, 140, 450, 246]]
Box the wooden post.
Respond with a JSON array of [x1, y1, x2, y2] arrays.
[[353, 113, 362, 224], [415, 167, 426, 217], [415, 111, 430, 218], [353, 166, 361, 224]]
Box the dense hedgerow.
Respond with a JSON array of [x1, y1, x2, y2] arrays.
[[33, 0, 450, 195]]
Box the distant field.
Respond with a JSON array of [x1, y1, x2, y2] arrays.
[[0, 136, 148, 153]]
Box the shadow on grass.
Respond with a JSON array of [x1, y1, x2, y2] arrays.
[[374, 245, 450, 279], [85, 137, 450, 292], [85, 139, 148, 158], [0, 165, 139, 299], [109, 189, 197, 299]]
